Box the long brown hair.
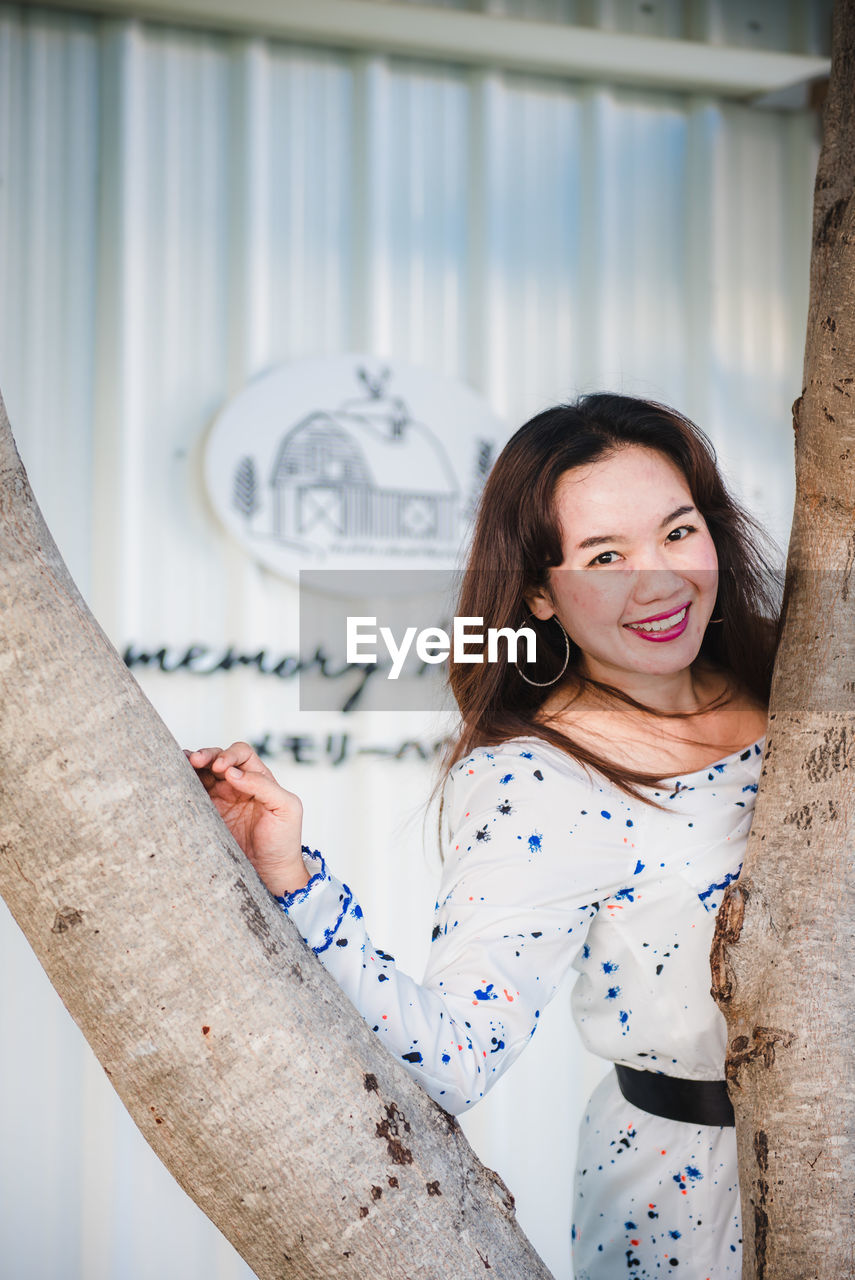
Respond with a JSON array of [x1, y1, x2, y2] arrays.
[[441, 393, 782, 808]]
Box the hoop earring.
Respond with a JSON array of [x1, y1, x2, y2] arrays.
[[515, 614, 571, 688]]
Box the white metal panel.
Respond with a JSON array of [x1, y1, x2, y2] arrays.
[[21, 0, 833, 96], [0, 6, 99, 591], [369, 0, 834, 52], [0, 4, 822, 1278]]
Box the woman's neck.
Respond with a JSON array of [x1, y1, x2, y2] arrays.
[[576, 658, 724, 717], [537, 659, 733, 730]]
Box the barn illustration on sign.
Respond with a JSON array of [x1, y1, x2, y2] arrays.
[[232, 368, 467, 555]]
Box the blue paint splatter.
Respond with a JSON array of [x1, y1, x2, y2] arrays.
[[441, 1052, 451, 1064], [528, 830, 543, 854], [602, 960, 619, 973], [669, 1230, 681, 1239], [633, 859, 645, 874], [699, 867, 742, 903], [626, 819, 634, 827], [474, 985, 496, 1001], [601, 809, 611, 819], [618, 1010, 629, 1024], [500, 772, 514, 784], [582, 943, 590, 959], [606, 986, 621, 1000]]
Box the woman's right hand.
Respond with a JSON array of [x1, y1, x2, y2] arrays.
[[184, 742, 309, 897]]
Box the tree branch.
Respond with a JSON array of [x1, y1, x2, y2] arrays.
[[0, 388, 554, 1279]]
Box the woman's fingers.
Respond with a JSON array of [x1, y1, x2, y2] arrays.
[[185, 742, 304, 890], [185, 743, 286, 806], [209, 741, 274, 780], [185, 744, 266, 776], [185, 747, 234, 796], [218, 765, 301, 818], [185, 747, 223, 768]]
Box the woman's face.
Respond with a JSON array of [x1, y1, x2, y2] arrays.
[[528, 446, 719, 690]]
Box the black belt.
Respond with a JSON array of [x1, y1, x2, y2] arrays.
[[615, 1064, 734, 1127]]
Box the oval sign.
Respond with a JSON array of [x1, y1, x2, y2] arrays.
[[204, 356, 506, 583]]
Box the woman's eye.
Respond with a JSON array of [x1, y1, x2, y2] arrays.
[[587, 525, 697, 566]]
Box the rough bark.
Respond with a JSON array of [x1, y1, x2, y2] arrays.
[[0, 388, 553, 1279], [710, 2, 855, 1276]]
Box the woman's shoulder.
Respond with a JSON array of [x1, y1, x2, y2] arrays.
[[442, 736, 613, 833], [441, 735, 644, 872], [448, 735, 595, 786]]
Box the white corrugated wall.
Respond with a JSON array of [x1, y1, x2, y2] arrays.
[[0, 2, 828, 1277]]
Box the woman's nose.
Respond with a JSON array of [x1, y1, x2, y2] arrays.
[[630, 566, 686, 604]]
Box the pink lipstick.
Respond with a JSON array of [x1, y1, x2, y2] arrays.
[[624, 602, 691, 643]]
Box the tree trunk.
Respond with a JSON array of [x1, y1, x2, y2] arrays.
[[710, 2, 855, 1276], [0, 388, 552, 1279]]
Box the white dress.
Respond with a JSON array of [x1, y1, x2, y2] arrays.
[[279, 733, 766, 1279]]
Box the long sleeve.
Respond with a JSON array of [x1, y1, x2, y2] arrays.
[[276, 741, 639, 1115]]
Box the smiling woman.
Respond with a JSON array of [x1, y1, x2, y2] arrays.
[[527, 448, 721, 712], [188, 393, 783, 1280], [448, 394, 780, 787]]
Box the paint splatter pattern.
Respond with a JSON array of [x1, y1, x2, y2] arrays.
[[278, 734, 765, 1278]]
